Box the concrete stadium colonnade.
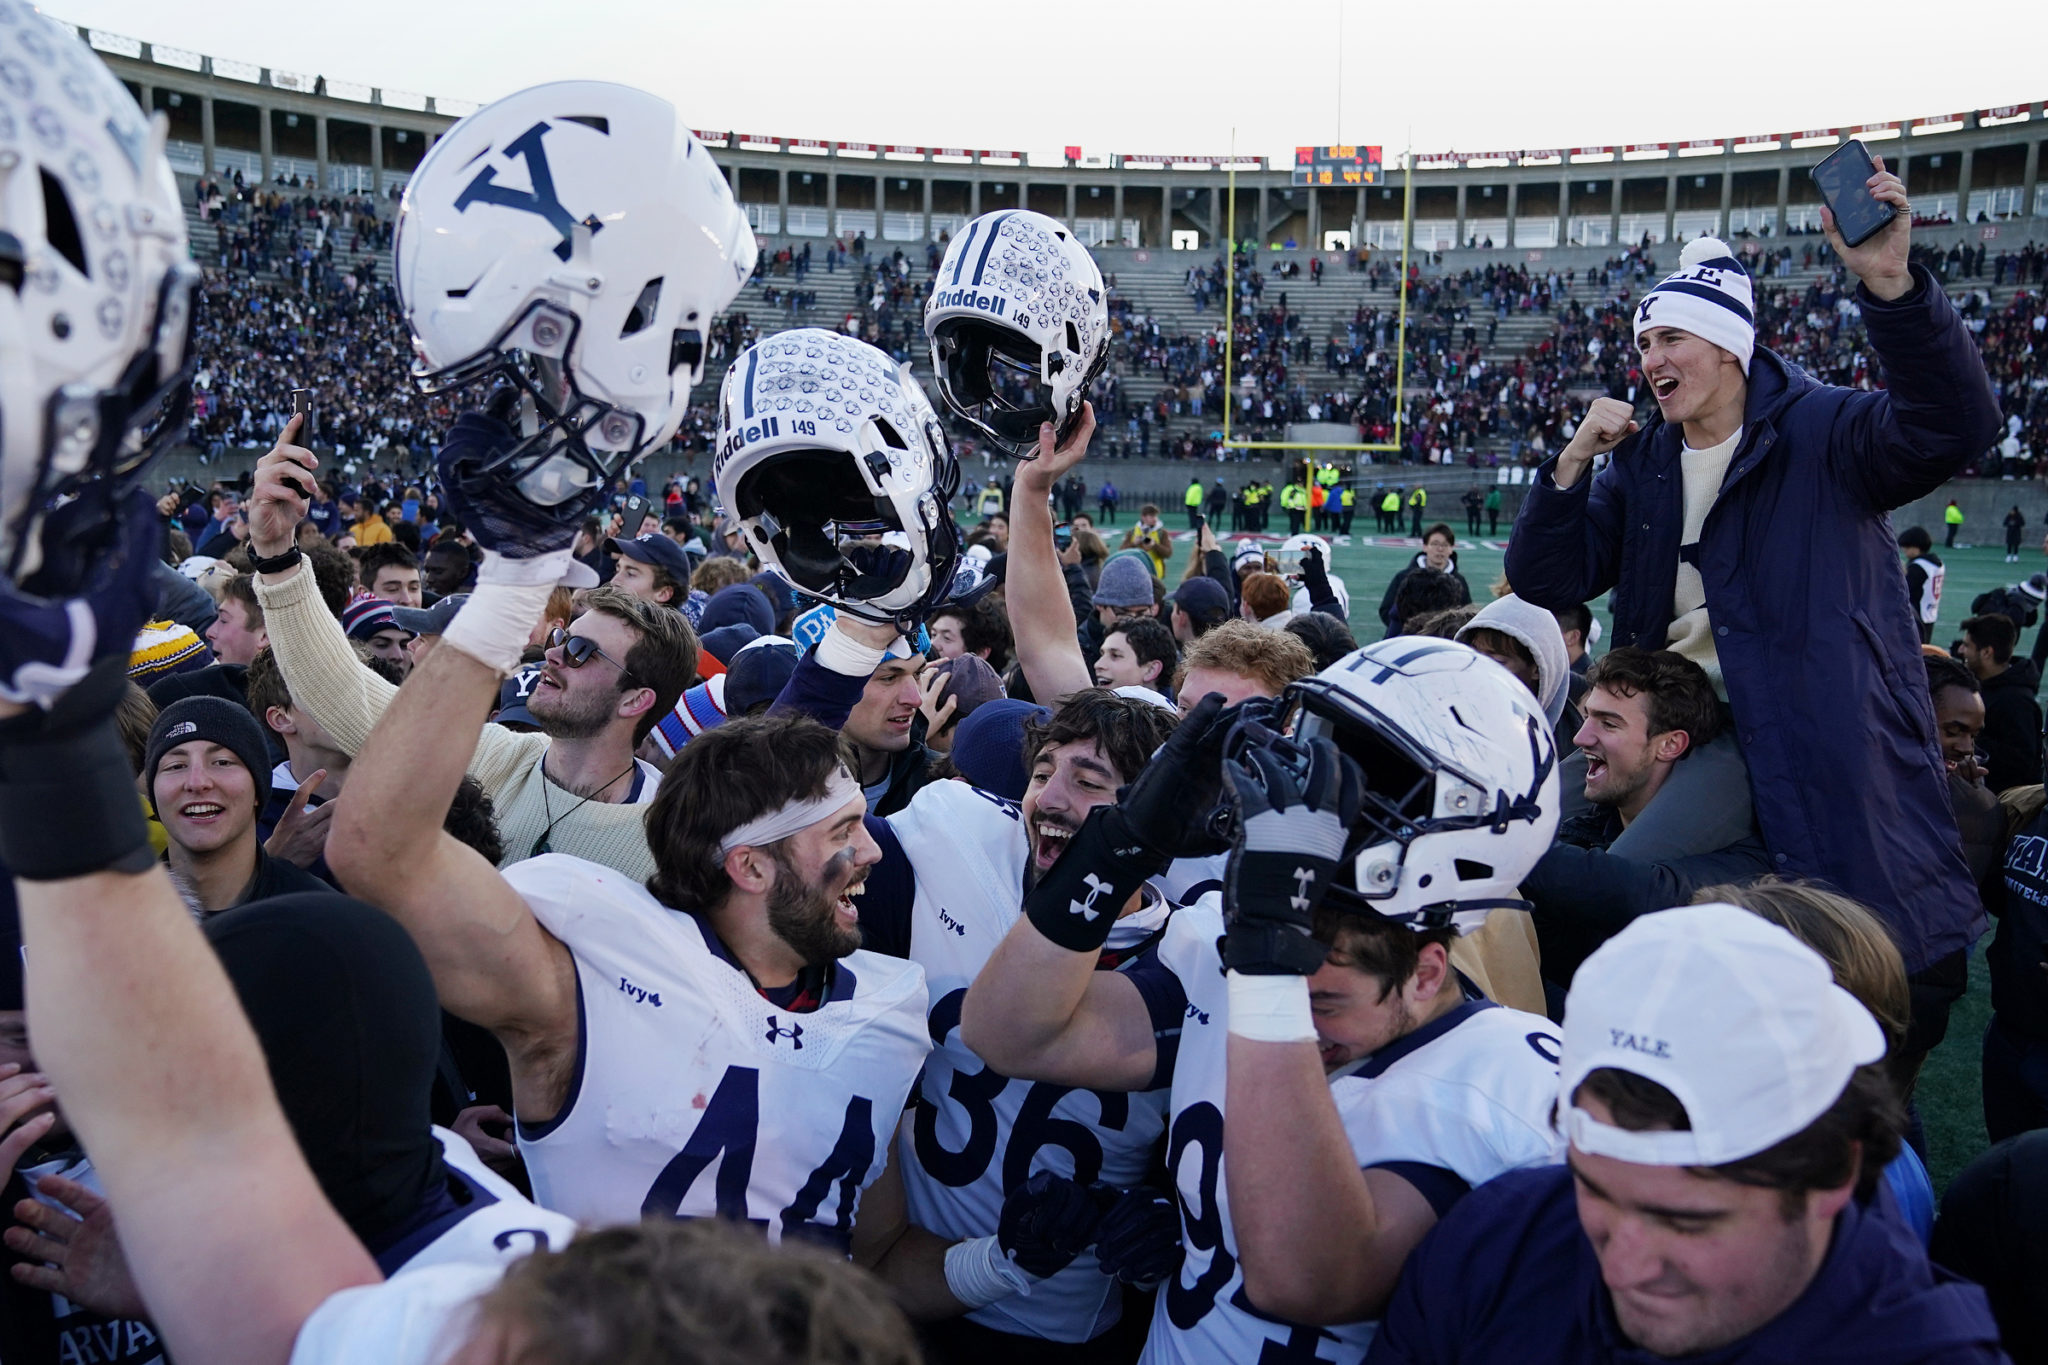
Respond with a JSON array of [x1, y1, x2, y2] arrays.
[[87, 26, 2048, 249]]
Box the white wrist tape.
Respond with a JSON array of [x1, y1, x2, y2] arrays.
[[1226, 970, 1318, 1044], [942, 1235, 1035, 1309], [440, 550, 566, 676], [814, 622, 892, 678]]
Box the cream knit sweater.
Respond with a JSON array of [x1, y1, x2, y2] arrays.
[[253, 567, 658, 882]]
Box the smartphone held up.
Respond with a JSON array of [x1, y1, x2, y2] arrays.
[[1809, 140, 1897, 248]]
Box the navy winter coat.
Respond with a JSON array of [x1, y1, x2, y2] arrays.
[[1506, 265, 2000, 973]]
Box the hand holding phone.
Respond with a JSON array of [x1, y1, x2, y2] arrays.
[[1810, 140, 1895, 248], [278, 390, 315, 500]]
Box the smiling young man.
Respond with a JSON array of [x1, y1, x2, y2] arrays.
[[1092, 616, 1177, 698], [145, 698, 329, 914], [1367, 904, 2005, 1364], [1520, 648, 1770, 991], [1505, 162, 1999, 1075], [356, 542, 424, 609], [203, 574, 269, 667]]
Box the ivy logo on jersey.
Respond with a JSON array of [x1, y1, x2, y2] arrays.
[[1070, 872, 1111, 922], [453, 120, 605, 262], [618, 976, 663, 1007], [936, 907, 968, 937], [765, 1016, 805, 1049]]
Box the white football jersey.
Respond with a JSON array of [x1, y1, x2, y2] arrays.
[[290, 1264, 500, 1365], [507, 854, 930, 1244], [1138, 895, 1563, 1365], [888, 781, 1172, 1343], [377, 1127, 579, 1275]]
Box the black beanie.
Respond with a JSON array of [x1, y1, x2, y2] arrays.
[[203, 893, 445, 1245], [145, 695, 273, 813]]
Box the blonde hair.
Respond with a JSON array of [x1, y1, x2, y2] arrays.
[[1176, 619, 1315, 695], [691, 556, 751, 595], [1694, 877, 1910, 1049]]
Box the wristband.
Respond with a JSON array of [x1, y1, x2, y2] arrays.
[[247, 543, 303, 575], [0, 716, 155, 880], [439, 550, 564, 676], [1226, 970, 1317, 1043], [815, 623, 892, 679], [942, 1236, 1034, 1309], [1023, 806, 1159, 954]]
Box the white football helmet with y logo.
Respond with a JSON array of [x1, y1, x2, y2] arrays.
[[924, 209, 1108, 458], [0, 2, 196, 594], [396, 80, 755, 522], [714, 328, 971, 625], [1279, 638, 1559, 933]]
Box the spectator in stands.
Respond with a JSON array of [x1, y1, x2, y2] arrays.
[[1371, 905, 2002, 1365], [1959, 613, 2041, 794], [1379, 525, 1470, 636], [1505, 200, 2001, 1086]]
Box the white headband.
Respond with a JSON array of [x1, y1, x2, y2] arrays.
[[718, 771, 863, 859]]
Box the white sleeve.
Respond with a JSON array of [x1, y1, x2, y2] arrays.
[[289, 1264, 503, 1365]]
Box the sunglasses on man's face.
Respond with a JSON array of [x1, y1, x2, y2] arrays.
[[548, 627, 636, 683]]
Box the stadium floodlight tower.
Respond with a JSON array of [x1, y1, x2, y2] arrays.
[[1222, 138, 1412, 477]]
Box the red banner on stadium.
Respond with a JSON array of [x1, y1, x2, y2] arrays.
[[1680, 139, 1722, 152], [932, 147, 972, 159], [837, 141, 877, 153], [1736, 133, 1778, 147], [979, 150, 1025, 162], [734, 132, 780, 147], [1571, 146, 1613, 157], [1065, 145, 1082, 161], [1981, 105, 2029, 121], [1851, 122, 1901, 135], [883, 145, 925, 157], [787, 138, 830, 152], [1622, 143, 1669, 155], [691, 129, 728, 145], [1792, 128, 1838, 141], [1912, 113, 1965, 130], [1521, 149, 1563, 161]]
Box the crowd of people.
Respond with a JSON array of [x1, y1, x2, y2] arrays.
[[8, 25, 2048, 1365]]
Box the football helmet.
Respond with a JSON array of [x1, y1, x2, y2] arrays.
[[924, 210, 1108, 458], [714, 328, 968, 625], [0, 3, 197, 593], [396, 80, 755, 524], [1278, 637, 1559, 933]]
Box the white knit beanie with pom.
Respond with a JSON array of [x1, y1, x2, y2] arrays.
[[1632, 237, 1756, 374]]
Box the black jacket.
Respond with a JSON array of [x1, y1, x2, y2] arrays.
[[1376, 551, 1471, 636], [1995, 797, 2048, 1040], [1978, 659, 2043, 794], [1522, 802, 1773, 988]]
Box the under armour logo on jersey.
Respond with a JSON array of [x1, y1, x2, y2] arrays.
[[453, 120, 605, 262], [1290, 865, 1317, 913], [1070, 872, 1111, 922], [765, 1016, 805, 1049]]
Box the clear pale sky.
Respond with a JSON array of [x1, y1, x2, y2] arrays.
[[49, 0, 2048, 165]]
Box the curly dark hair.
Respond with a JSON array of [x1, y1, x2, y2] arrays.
[[1022, 688, 1177, 790]]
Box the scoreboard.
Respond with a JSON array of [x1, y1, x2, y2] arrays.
[[1292, 145, 1383, 186]]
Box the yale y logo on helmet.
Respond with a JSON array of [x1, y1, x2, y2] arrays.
[[924, 210, 1109, 459], [1275, 638, 1561, 935], [0, 0, 198, 596], [714, 329, 973, 626], [396, 80, 756, 526]]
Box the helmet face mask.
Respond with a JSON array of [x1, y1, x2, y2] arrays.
[[1276, 641, 1560, 934], [924, 211, 1109, 459], [396, 80, 755, 526]]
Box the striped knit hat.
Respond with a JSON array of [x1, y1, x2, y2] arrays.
[[1633, 237, 1756, 375], [129, 620, 214, 682]]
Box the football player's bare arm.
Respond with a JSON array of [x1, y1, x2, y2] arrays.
[[961, 919, 1158, 1092], [1006, 406, 1097, 705], [326, 636, 580, 1117], [1225, 1032, 1438, 1324], [851, 1139, 982, 1320]]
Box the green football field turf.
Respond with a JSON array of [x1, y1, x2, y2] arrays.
[[1044, 518, 2030, 1193]]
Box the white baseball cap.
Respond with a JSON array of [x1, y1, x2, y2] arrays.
[[1557, 903, 1887, 1167]]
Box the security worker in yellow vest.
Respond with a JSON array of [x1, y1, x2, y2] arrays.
[[1407, 484, 1428, 538], [1281, 480, 1308, 535]]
